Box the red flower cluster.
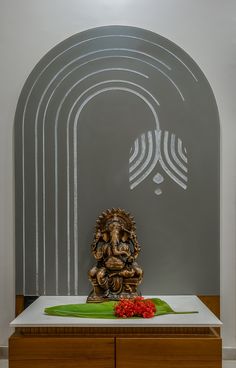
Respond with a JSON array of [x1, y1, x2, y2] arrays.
[[114, 297, 156, 318]]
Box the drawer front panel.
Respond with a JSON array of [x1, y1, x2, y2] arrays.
[[116, 337, 222, 368], [9, 336, 114, 367]]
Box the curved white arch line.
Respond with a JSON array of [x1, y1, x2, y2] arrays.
[[52, 68, 148, 295], [129, 131, 153, 182], [42, 53, 183, 134], [54, 76, 159, 294], [129, 130, 161, 189], [178, 138, 188, 163], [163, 131, 187, 182], [129, 139, 139, 164], [68, 85, 160, 294], [34, 67, 147, 294], [70, 33, 198, 82], [129, 134, 146, 173], [170, 134, 188, 173]]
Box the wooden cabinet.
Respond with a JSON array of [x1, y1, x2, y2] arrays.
[[9, 296, 222, 368], [9, 326, 221, 368]]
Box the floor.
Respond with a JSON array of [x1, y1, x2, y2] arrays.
[[1, 360, 235, 367]]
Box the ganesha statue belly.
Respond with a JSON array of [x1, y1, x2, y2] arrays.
[[87, 208, 143, 303], [105, 256, 125, 271]]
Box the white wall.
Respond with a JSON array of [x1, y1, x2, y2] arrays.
[[0, 0, 236, 348]]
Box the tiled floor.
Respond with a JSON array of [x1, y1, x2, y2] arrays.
[[0, 362, 7, 368], [224, 362, 236, 368], [1, 360, 236, 367]]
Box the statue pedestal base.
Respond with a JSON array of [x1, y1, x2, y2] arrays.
[[87, 289, 141, 303], [9, 295, 222, 368]]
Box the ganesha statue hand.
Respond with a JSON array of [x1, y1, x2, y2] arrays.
[[87, 208, 143, 303]]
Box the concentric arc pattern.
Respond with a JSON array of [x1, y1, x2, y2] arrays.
[[15, 26, 199, 296]]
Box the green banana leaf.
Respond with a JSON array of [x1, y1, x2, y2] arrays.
[[44, 298, 198, 319]]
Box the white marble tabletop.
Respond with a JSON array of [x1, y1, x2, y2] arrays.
[[10, 295, 222, 328]]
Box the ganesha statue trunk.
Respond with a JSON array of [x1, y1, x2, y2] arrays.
[[87, 208, 143, 303]]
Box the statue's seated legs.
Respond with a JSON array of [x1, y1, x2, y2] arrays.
[[88, 266, 109, 301]]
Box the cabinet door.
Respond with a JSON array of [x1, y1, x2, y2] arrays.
[[116, 337, 222, 368], [9, 336, 115, 368]]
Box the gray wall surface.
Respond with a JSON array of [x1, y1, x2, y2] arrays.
[[15, 25, 220, 296]]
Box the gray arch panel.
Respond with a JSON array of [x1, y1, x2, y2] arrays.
[[15, 26, 220, 296]]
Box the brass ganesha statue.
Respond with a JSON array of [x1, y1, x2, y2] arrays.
[[87, 208, 143, 302]]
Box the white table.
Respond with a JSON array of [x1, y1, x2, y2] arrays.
[[10, 295, 222, 328]]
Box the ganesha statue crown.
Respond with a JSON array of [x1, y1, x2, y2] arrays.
[[87, 208, 143, 302]]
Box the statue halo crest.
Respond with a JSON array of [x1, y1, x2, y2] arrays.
[[95, 208, 136, 233]]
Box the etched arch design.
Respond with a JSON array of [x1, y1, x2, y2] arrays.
[[15, 26, 220, 296]]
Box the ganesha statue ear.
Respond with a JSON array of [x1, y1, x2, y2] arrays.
[[102, 231, 109, 242], [121, 231, 129, 242]]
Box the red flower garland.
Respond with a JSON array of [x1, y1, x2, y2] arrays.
[[114, 297, 156, 318]]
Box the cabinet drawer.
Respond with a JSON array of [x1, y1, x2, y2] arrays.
[[9, 336, 114, 368], [116, 337, 222, 368]]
